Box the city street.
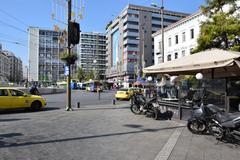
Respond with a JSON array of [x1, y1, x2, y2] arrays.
[[0, 90, 239, 160]]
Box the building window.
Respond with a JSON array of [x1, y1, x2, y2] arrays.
[[175, 52, 178, 59], [190, 29, 194, 39], [168, 38, 171, 47], [175, 35, 178, 44], [158, 41, 162, 53], [182, 50, 185, 57], [167, 54, 171, 61], [182, 32, 186, 42], [158, 57, 162, 64]]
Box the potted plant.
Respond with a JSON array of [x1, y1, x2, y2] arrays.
[[60, 52, 78, 65]]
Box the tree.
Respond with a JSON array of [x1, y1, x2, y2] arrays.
[[202, 0, 240, 16], [86, 70, 95, 81], [194, 0, 240, 52], [77, 66, 85, 82], [105, 20, 112, 30]]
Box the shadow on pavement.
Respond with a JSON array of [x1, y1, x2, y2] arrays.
[[0, 107, 60, 115], [79, 106, 129, 111], [0, 133, 23, 138], [0, 118, 30, 122], [0, 125, 185, 148]]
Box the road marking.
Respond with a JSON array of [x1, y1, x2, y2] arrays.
[[154, 127, 183, 160]]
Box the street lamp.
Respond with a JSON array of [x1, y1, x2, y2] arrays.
[[151, 0, 164, 63]]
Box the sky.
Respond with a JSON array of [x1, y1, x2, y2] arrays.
[[0, 0, 205, 65]]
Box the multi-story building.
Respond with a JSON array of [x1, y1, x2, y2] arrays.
[[153, 11, 205, 64], [106, 4, 189, 82], [78, 32, 107, 79], [28, 27, 77, 83], [4, 51, 23, 83], [0, 51, 10, 84]]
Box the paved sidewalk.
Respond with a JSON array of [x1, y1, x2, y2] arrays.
[[1, 102, 240, 160], [168, 126, 240, 160]]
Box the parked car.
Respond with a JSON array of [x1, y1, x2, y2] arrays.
[[115, 88, 133, 100], [0, 88, 47, 111]]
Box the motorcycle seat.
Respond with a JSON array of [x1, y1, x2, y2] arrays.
[[217, 112, 240, 123]]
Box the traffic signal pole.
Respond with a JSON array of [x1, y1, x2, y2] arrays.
[[66, 0, 72, 111]]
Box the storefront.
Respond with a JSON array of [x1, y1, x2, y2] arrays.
[[143, 49, 240, 112]]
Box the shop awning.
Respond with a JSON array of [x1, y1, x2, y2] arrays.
[[143, 49, 240, 77]]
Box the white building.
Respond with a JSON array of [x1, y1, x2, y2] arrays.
[[153, 11, 206, 64], [28, 27, 77, 83]]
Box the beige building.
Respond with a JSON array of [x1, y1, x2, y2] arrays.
[[106, 4, 189, 83], [0, 51, 10, 84], [4, 51, 23, 83]]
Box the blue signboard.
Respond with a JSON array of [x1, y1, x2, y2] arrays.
[[64, 65, 69, 76]]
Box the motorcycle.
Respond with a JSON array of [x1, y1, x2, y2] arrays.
[[209, 110, 240, 142], [187, 92, 240, 143], [187, 102, 223, 134], [130, 92, 156, 115], [130, 92, 173, 120]]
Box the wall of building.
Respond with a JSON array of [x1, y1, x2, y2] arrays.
[[78, 32, 107, 79], [153, 11, 205, 65], [106, 4, 189, 82], [0, 52, 10, 84], [28, 27, 74, 83]]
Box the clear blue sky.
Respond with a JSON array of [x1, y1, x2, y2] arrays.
[[0, 0, 205, 65]]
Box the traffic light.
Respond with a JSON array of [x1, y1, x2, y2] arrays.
[[68, 22, 80, 45]]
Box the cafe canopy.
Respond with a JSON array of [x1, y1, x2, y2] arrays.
[[143, 49, 240, 77]]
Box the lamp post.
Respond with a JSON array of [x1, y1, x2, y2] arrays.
[[151, 0, 164, 63], [66, 0, 72, 111]]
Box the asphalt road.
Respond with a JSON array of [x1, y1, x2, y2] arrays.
[[43, 90, 119, 109]]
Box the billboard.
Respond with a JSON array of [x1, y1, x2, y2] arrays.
[[112, 29, 120, 67]]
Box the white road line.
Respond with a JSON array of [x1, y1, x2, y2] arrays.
[[154, 127, 183, 160]]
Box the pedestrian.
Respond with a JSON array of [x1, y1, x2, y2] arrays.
[[29, 85, 40, 95]]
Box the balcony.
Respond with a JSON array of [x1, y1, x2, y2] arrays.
[[124, 46, 139, 52], [123, 39, 139, 45], [123, 31, 139, 38], [123, 24, 139, 31], [123, 16, 139, 23]]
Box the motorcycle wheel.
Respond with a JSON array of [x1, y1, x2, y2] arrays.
[[130, 104, 142, 115], [187, 120, 207, 134], [209, 124, 224, 139]]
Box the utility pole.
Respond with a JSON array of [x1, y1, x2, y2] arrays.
[[161, 0, 164, 63], [66, 0, 72, 111]]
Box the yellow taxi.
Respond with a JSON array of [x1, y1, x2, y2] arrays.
[[0, 88, 47, 111], [115, 88, 132, 100], [130, 87, 144, 95]]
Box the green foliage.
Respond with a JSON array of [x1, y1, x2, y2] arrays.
[[202, 0, 240, 16], [60, 52, 78, 65], [77, 66, 85, 82], [194, 0, 240, 53], [105, 20, 112, 30], [86, 70, 95, 81]]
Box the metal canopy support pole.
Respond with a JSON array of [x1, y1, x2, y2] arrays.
[[161, 0, 164, 63], [66, 0, 72, 111]]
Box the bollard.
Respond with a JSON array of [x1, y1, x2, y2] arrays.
[[112, 99, 116, 105], [98, 91, 100, 101], [77, 102, 80, 108]]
